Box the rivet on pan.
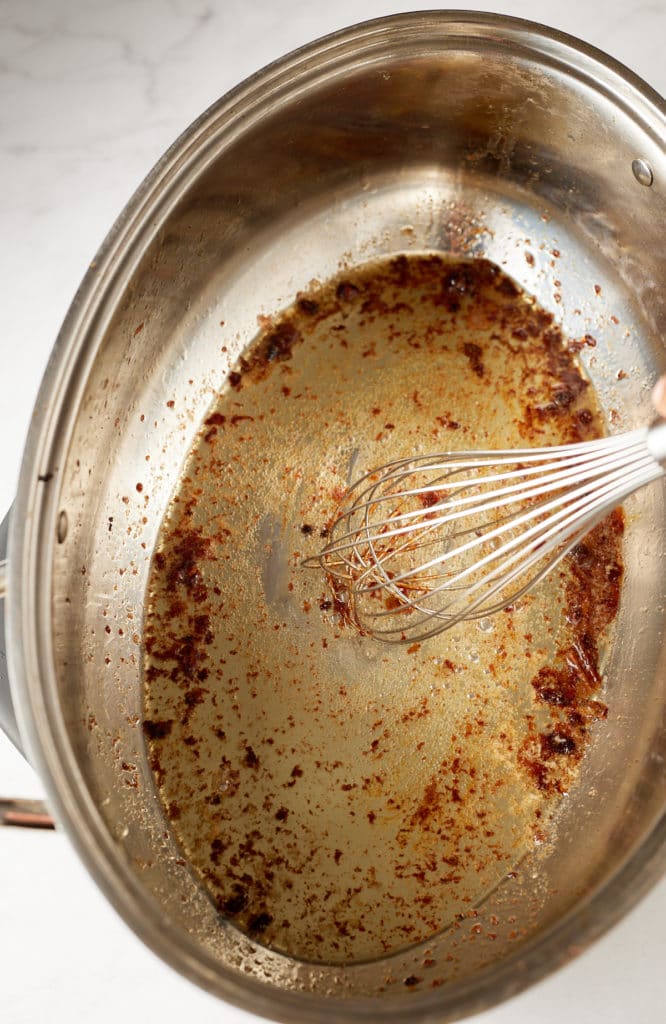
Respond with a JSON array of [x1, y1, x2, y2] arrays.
[[631, 158, 654, 187], [56, 510, 68, 544]]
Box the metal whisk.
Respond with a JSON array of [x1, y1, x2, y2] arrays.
[[305, 423, 666, 644]]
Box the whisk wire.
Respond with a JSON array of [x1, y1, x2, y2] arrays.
[[355, 449, 657, 593], [321, 432, 651, 562], [364, 458, 657, 639], [305, 425, 666, 643]]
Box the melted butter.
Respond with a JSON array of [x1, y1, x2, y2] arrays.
[[142, 254, 622, 963]]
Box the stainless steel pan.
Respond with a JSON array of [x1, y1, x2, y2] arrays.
[[0, 12, 664, 1022]]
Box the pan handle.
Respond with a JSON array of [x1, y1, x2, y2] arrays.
[[0, 506, 55, 827], [0, 506, 22, 752]]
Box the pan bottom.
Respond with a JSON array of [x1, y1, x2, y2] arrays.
[[142, 252, 623, 964]]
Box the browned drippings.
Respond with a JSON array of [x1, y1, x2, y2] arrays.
[[142, 254, 623, 964]]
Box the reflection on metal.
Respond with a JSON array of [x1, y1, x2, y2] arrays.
[[632, 158, 654, 187]]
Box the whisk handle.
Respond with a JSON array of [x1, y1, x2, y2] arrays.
[[647, 420, 666, 467]]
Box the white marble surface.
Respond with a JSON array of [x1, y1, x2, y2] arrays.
[[1, 1, 665, 1021]]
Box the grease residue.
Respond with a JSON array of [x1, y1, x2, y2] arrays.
[[142, 254, 622, 963]]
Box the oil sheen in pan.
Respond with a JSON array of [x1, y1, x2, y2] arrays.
[[142, 253, 623, 964]]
